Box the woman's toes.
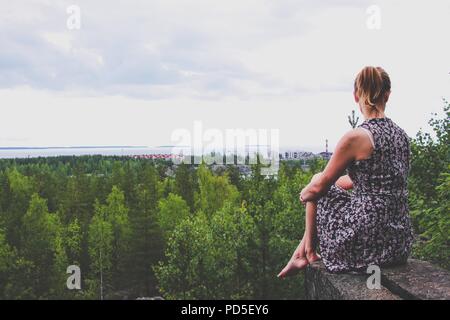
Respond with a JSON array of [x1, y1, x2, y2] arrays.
[[277, 257, 309, 278], [277, 266, 289, 278]]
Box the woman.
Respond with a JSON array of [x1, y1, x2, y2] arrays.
[[278, 66, 415, 277]]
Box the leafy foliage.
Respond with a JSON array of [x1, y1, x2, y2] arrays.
[[409, 99, 450, 269], [0, 101, 448, 299]]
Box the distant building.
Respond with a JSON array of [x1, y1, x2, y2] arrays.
[[279, 150, 316, 161], [319, 139, 333, 160], [132, 153, 183, 160], [318, 151, 333, 160]]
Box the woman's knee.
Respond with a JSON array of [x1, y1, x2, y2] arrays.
[[311, 172, 323, 182], [313, 172, 322, 179]]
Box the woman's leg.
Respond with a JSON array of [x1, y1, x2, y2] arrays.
[[304, 201, 321, 262], [277, 201, 320, 278], [277, 236, 309, 278]]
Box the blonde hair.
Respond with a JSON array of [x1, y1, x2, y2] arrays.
[[354, 66, 391, 108]]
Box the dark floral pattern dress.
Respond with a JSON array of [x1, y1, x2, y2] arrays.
[[316, 117, 415, 273]]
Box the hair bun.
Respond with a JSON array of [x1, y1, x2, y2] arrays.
[[354, 66, 391, 108]]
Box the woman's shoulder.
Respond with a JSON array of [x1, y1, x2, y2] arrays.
[[340, 128, 368, 143], [338, 128, 374, 154]]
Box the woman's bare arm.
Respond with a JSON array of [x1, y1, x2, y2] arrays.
[[300, 128, 372, 203]]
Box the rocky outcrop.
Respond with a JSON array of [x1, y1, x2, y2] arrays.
[[305, 259, 450, 300]]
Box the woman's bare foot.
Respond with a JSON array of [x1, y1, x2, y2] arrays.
[[277, 239, 321, 279], [306, 248, 321, 263], [277, 256, 309, 279], [277, 238, 309, 278]]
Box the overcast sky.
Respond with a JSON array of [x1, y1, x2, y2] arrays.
[[0, 0, 449, 151]]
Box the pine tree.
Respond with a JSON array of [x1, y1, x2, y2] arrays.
[[66, 217, 82, 265], [4, 168, 35, 247], [21, 193, 60, 298], [154, 214, 211, 299], [174, 163, 195, 211], [348, 110, 360, 128], [129, 183, 164, 297], [88, 200, 113, 299], [0, 229, 15, 298], [100, 186, 131, 296], [157, 193, 190, 239], [51, 226, 70, 299], [196, 164, 239, 217]]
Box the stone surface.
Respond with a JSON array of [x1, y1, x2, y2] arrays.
[[305, 261, 400, 300], [136, 296, 165, 300], [305, 259, 450, 300], [381, 259, 450, 300]]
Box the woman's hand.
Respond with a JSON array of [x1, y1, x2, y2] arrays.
[[299, 173, 323, 205], [299, 129, 367, 203], [299, 194, 306, 206], [299, 188, 307, 206]]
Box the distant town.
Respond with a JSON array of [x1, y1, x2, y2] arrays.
[[0, 144, 333, 163], [131, 140, 334, 163]]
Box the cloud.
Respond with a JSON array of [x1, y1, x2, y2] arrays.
[[0, 0, 449, 149], [0, 0, 376, 99]]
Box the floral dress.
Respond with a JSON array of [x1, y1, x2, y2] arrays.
[[316, 117, 415, 273]]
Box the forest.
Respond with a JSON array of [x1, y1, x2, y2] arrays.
[[0, 102, 448, 299]]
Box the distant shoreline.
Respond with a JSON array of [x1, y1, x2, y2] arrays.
[[0, 146, 147, 150], [0, 145, 329, 160]]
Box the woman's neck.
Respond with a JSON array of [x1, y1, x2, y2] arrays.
[[362, 105, 386, 120], [364, 113, 386, 120]]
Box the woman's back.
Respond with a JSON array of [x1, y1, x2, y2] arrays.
[[316, 117, 415, 272], [278, 67, 416, 277], [349, 117, 410, 197]]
